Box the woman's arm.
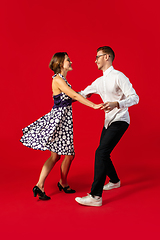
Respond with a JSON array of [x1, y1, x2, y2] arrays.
[[53, 76, 102, 109]]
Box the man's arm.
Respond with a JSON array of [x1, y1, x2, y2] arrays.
[[101, 73, 139, 112], [79, 81, 98, 98], [117, 73, 139, 108]]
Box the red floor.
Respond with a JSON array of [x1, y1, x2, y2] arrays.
[[1, 140, 160, 240]]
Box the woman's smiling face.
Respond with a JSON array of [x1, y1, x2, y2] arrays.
[[62, 54, 73, 72]]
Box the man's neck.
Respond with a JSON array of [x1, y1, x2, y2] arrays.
[[102, 64, 112, 73]]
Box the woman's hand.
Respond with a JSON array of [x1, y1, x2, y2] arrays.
[[93, 103, 103, 109]]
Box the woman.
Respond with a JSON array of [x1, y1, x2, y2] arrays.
[[20, 52, 102, 200]]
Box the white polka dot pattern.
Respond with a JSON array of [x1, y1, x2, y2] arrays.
[[20, 74, 75, 155]]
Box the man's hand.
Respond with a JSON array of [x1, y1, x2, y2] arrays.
[[101, 102, 119, 113]]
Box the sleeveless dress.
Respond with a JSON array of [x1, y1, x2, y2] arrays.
[[20, 74, 75, 155]]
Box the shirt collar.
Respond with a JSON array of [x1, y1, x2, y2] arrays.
[[103, 66, 114, 76]]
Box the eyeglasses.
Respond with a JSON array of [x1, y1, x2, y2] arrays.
[[95, 54, 106, 61]]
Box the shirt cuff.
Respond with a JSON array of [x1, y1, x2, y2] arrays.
[[79, 91, 87, 98], [118, 101, 125, 109]]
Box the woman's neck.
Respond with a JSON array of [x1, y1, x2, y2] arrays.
[[60, 69, 67, 78]]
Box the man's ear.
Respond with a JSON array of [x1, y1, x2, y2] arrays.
[[104, 54, 110, 61]]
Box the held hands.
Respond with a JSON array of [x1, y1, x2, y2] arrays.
[[93, 103, 104, 109], [93, 102, 119, 111], [101, 102, 119, 113]]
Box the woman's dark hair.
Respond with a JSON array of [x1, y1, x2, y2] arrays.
[[49, 52, 68, 73], [97, 46, 115, 62]]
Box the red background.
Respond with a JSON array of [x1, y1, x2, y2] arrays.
[[0, 0, 160, 239]]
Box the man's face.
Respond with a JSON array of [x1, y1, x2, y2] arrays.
[[95, 50, 107, 70]]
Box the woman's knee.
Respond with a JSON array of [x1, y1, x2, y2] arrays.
[[50, 152, 61, 162], [70, 154, 75, 162], [66, 154, 75, 162]]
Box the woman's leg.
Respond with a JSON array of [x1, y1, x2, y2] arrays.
[[59, 155, 75, 187], [36, 152, 61, 192]]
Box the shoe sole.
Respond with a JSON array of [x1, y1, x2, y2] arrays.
[[103, 185, 120, 190], [75, 198, 102, 207]]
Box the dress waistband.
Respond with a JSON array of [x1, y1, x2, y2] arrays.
[[53, 100, 72, 109], [53, 98, 72, 108], [53, 94, 72, 109]]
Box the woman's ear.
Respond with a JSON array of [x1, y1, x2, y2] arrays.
[[59, 63, 63, 69]]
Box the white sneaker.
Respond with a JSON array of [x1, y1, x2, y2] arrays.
[[103, 181, 121, 190], [75, 194, 102, 207]]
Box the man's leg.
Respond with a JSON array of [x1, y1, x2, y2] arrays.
[[75, 121, 129, 206], [90, 121, 129, 197]]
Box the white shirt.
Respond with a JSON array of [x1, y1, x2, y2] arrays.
[[81, 66, 139, 128]]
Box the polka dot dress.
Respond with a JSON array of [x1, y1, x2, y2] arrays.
[[20, 74, 75, 155]]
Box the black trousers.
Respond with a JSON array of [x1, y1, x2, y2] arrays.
[[90, 121, 129, 197]]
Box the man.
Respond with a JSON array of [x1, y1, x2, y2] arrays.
[[75, 46, 139, 207]]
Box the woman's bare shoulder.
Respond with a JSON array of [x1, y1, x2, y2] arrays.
[[53, 75, 64, 83], [53, 76, 67, 88]]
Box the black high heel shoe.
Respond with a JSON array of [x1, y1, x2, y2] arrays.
[[33, 186, 51, 200], [57, 182, 76, 193]]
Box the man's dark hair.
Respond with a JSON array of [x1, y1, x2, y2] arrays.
[[97, 46, 115, 62]]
